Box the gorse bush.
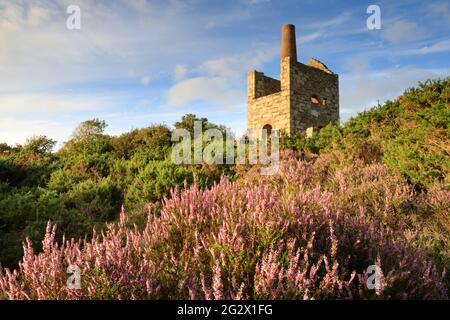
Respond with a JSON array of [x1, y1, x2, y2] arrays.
[[124, 160, 222, 210], [0, 117, 229, 268], [0, 152, 447, 299], [283, 78, 450, 191]]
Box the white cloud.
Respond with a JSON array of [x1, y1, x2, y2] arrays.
[[0, 92, 121, 113], [140, 75, 151, 86], [402, 39, 450, 55], [344, 55, 371, 74], [167, 49, 276, 108], [173, 65, 189, 81], [28, 5, 52, 26], [340, 66, 450, 120], [0, 117, 72, 147], [0, 0, 259, 94], [308, 12, 352, 30], [167, 77, 244, 108], [428, 2, 450, 27], [381, 20, 425, 44], [198, 50, 276, 79], [298, 32, 322, 45]]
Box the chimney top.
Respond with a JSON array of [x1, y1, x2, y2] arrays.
[[281, 24, 297, 62]]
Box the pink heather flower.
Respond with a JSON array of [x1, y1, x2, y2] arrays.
[[0, 154, 447, 300], [212, 263, 224, 300]]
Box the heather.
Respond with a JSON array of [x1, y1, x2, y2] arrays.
[[0, 79, 449, 299], [0, 152, 448, 299]]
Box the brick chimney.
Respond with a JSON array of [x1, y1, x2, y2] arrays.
[[281, 24, 297, 62]]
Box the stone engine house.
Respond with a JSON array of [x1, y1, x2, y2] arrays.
[[247, 24, 339, 136]]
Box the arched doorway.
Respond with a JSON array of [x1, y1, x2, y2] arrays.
[[262, 124, 272, 135], [262, 124, 273, 154]]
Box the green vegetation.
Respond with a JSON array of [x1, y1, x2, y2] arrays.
[[282, 78, 450, 191], [0, 114, 228, 268], [0, 78, 449, 278]]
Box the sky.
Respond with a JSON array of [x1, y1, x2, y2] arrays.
[[1, 0, 449, 147]]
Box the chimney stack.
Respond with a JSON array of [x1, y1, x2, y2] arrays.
[[281, 24, 297, 62]]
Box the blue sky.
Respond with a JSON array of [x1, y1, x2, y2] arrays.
[[1, 0, 449, 146]]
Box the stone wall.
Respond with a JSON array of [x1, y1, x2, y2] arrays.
[[247, 69, 290, 133], [290, 59, 339, 133], [248, 71, 281, 99], [247, 57, 339, 136]]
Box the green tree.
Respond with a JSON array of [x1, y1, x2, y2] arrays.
[[23, 136, 56, 154], [0, 143, 13, 155], [72, 119, 108, 143], [61, 119, 111, 155], [174, 113, 228, 136], [111, 124, 172, 159]]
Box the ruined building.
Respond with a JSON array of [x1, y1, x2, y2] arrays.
[[247, 24, 339, 136]]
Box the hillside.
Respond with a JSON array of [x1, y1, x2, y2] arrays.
[[283, 78, 450, 190], [0, 78, 449, 299]]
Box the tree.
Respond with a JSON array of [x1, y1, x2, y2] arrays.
[[71, 119, 108, 143], [174, 114, 208, 135], [23, 136, 56, 154], [111, 124, 172, 159], [61, 119, 111, 155], [0, 143, 13, 155], [174, 113, 228, 136]]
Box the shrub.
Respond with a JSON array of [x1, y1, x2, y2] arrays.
[[1, 154, 446, 300]]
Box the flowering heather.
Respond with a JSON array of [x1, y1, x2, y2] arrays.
[[0, 152, 447, 299]]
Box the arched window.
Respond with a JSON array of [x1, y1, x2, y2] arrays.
[[311, 95, 319, 105]]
